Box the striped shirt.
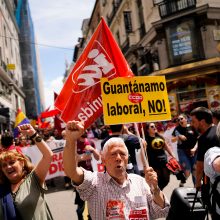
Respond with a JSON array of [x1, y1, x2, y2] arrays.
[[75, 169, 170, 219]]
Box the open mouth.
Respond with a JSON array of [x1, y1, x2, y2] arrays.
[[116, 165, 125, 171], [7, 169, 16, 175]]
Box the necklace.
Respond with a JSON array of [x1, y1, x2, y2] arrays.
[[10, 176, 26, 201], [11, 191, 17, 201]]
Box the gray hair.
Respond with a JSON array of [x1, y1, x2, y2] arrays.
[[102, 137, 128, 158]]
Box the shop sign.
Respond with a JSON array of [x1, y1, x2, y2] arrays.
[[213, 30, 220, 41], [7, 64, 15, 70]]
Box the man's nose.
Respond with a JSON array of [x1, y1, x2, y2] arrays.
[[115, 153, 122, 160]]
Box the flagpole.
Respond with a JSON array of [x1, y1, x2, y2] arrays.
[[140, 123, 145, 142], [134, 123, 149, 168]]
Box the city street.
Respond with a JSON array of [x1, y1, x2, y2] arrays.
[[45, 174, 194, 220], [0, 1, 219, 220]]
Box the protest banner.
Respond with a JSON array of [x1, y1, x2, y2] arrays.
[[54, 18, 133, 129], [22, 140, 66, 179], [101, 76, 171, 125], [21, 139, 103, 180]]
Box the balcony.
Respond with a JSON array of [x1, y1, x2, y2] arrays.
[[107, 0, 122, 26], [158, 0, 196, 18]]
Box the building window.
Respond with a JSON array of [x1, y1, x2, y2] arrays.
[[166, 19, 203, 66], [137, 0, 145, 38], [123, 11, 133, 34], [4, 26, 7, 47], [153, 0, 163, 6]]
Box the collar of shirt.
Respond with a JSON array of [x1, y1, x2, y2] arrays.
[[105, 171, 132, 188]]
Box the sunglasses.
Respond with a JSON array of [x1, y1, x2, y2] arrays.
[[178, 117, 184, 121], [150, 125, 156, 128]]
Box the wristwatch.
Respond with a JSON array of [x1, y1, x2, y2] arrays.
[[34, 134, 43, 143]]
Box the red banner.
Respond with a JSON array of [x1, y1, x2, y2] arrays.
[[55, 17, 133, 129]]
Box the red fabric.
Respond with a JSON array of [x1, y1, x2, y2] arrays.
[[37, 116, 42, 127], [77, 138, 95, 171], [36, 116, 50, 129], [54, 92, 64, 134], [0, 145, 23, 155], [166, 157, 182, 173], [97, 164, 105, 172], [40, 109, 60, 118], [40, 121, 50, 129], [54, 17, 133, 129]]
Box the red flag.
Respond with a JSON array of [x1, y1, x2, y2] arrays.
[[37, 116, 42, 127], [37, 117, 50, 129], [40, 109, 60, 118], [40, 121, 51, 129], [55, 18, 133, 129], [54, 92, 64, 134]]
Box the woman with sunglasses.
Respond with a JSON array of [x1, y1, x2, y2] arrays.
[[172, 114, 199, 187], [0, 123, 54, 220], [145, 123, 176, 190]]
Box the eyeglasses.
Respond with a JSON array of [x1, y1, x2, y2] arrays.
[[150, 125, 156, 128], [178, 117, 184, 121]]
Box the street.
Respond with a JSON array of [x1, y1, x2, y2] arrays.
[[45, 174, 194, 220]]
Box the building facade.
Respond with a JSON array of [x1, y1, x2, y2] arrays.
[[16, 0, 45, 119], [75, 0, 220, 118], [0, 0, 25, 132]]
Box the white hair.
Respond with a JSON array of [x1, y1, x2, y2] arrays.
[[102, 137, 128, 158]]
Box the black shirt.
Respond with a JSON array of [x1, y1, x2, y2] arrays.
[[172, 125, 198, 150], [145, 134, 167, 168], [197, 126, 220, 161]]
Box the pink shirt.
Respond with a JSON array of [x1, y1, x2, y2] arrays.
[[75, 169, 170, 220]]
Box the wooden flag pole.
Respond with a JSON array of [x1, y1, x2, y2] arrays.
[[134, 123, 149, 168]]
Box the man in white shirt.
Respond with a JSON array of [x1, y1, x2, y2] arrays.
[[63, 120, 170, 220]]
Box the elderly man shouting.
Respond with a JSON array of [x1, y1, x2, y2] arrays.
[[63, 120, 170, 220]]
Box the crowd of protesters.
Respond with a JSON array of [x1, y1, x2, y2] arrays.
[[0, 107, 220, 219]]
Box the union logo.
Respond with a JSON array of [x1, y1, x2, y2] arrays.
[[72, 40, 116, 93]]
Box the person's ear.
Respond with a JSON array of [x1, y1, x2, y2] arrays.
[[19, 160, 25, 169]]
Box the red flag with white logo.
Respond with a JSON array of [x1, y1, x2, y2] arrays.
[[55, 18, 133, 129]]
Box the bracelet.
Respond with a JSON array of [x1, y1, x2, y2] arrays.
[[30, 132, 37, 140]]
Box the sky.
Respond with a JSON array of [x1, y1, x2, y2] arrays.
[[28, 0, 96, 109]]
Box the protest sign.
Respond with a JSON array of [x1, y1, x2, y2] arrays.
[[101, 76, 171, 125]]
